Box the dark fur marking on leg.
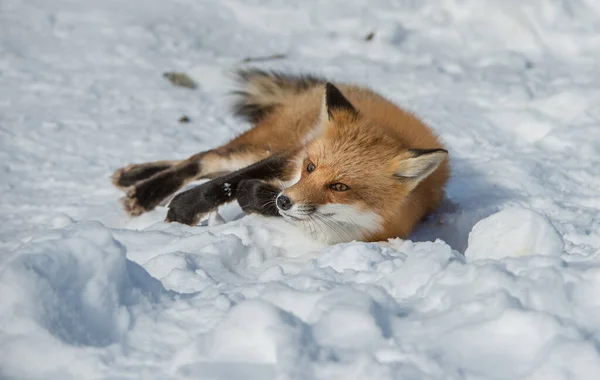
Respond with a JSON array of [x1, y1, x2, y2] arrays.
[[113, 163, 174, 189], [166, 154, 288, 225], [123, 162, 200, 215]]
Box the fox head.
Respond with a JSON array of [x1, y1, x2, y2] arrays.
[[276, 83, 448, 243]]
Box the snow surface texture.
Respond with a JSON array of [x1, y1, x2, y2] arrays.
[[2, 0, 600, 379]]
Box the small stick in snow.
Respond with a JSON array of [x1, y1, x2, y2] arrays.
[[241, 53, 286, 63]]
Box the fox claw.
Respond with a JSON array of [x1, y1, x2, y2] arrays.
[[121, 188, 146, 217]]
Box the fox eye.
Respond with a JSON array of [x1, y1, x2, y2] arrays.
[[330, 183, 350, 192], [306, 162, 316, 173]]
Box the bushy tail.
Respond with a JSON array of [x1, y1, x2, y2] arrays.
[[232, 69, 324, 123]]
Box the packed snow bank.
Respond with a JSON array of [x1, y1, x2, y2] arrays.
[[465, 207, 564, 260], [2, 0, 600, 378], [2, 220, 600, 379], [0, 222, 169, 378]]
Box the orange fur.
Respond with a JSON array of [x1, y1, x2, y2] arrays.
[[242, 82, 449, 241], [113, 70, 449, 242]]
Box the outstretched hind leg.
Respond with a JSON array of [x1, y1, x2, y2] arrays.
[[114, 109, 297, 217], [118, 148, 272, 217], [112, 160, 181, 190]]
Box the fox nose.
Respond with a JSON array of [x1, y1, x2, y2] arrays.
[[276, 194, 292, 211]]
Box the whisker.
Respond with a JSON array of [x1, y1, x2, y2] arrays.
[[273, 179, 287, 190], [314, 211, 363, 242], [308, 214, 325, 239], [313, 212, 346, 241], [259, 199, 277, 208], [311, 215, 327, 241]]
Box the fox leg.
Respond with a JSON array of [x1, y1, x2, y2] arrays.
[[119, 146, 273, 217], [112, 160, 181, 190], [165, 154, 289, 225]]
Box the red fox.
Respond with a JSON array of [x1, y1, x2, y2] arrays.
[[112, 69, 449, 244]]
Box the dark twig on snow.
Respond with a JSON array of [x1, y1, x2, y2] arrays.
[[242, 53, 286, 63]]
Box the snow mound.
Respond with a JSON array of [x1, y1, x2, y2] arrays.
[[465, 207, 564, 260], [172, 300, 315, 379], [0, 222, 168, 378]]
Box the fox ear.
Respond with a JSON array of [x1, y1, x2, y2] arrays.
[[394, 149, 448, 189], [321, 82, 358, 122]]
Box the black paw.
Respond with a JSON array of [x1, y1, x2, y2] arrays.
[[165, 202, 204, 225], [165, 183, 220, 225], [121, 172, 184, 216], [237, 179, 281, 217]]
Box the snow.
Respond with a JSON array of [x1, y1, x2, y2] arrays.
[[465, 208, 564, 260], [1, 0, 600, 379]]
